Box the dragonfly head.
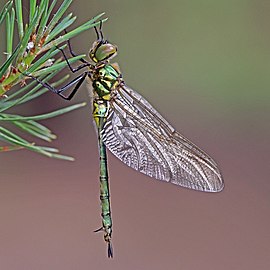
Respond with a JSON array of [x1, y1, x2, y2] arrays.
[[89, 40, 118, 63]]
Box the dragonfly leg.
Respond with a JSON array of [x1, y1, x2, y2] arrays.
[[93, 227, 103, 232], [57, 45, 91, 73], [25, 71, 88, 100], [64, 30, 89, 64], [94, 20, 104, 41], [54, 30, 92, 73]]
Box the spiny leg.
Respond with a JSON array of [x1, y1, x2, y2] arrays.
[[54, 30, 92, 74], [94, 20, 104, 41], [26, 71, 88, 100], [94, 26, 100, 40], [57, 36, 91, 73], [57, 46, 91, 73], [64, 30, 89, 64]]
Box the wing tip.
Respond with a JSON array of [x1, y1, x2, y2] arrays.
[[207, 178, 225, 193]]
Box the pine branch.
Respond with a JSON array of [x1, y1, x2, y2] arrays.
[[0, 0, 106, 159]]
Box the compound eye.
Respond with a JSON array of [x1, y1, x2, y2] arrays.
[[95, 43, 117, 62]]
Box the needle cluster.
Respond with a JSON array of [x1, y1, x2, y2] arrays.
[[0, 0, 106, 159]]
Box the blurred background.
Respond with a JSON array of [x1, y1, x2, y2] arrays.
[[1, 0, 270, 269]]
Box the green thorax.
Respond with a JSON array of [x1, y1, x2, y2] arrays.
[[92, 63, 121, 100]]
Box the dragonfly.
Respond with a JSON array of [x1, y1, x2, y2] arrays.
[[27, 23, 224, 258]]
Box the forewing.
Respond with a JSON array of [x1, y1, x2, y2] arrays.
[[101, 85, 224, 192]]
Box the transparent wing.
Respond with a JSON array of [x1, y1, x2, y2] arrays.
[[101, 85, 224, 192]]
